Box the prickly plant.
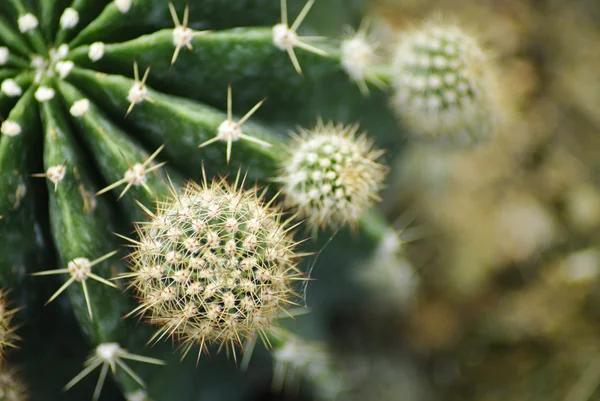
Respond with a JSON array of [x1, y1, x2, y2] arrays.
[[390, 20, 499, 145], [123, 174, 305, 360], [0, 0, 502, 400], [276, 119, 388, 232]]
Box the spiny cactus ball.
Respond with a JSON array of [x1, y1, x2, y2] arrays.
[[391, 22, 497, 145], [0, 364, 27, 401], [125, 176, 303, 356], [0, 291, 18, 360], [277, 120, 388, 232]]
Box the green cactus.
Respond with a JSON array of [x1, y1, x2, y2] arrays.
[[389, 20, 499, 146], [0, 0, 413, 400]]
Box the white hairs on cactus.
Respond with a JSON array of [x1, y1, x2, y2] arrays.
[[70, 99, 91, 117], [273, 0, 327, 75], [59, 8, 79, 29], [125, 389, 152, 401], [31, 251, 118, 319], [168, 2, 210, 65], [52, 44, 70, 61], [55, 60, 74, 78], [1, 79, 22, 97], [95, 145, 166, 200], [114, 0, 132, 13], [1, 121, 22, 137], [340, 20, 386, 95], [0, 47, 8, 65], [126, 61, 152, 117], [197, 86, 271, 164], [31, 163, 68, 192], [120, 172, 304, 360], [277, 120, 387, 232], [88, 42, 105, 62], [64, 342, 165, 401], [17, 13, 38, 33], [34, 86, 55, 102], [391, 22, 498, 145]]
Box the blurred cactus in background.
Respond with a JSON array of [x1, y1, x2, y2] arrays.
[[390, 20, 499, 146], [1, 0, 600, 400]]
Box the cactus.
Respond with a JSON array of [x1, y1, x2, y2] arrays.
[[0, 0, 505, 399], [122, 174, 305, 361], [0, 0, 409, 400], [276, 120, 388, 232], [389, 20, 499, 145]]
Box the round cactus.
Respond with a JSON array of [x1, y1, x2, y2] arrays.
[[277, 120, 388, 232], [123, 174, 303, 358], [391, 21, 498, 145]]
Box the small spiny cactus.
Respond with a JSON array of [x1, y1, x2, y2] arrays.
[[277, 120, 388, 232], [123, 173, 304, 359], [391, 21, 498, 145], [340, 20, 385, 95]]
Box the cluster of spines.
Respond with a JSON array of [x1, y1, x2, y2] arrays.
[[277, 120, 388, 232], [122, 173, 304, 360], [391, 22, 497, 144]]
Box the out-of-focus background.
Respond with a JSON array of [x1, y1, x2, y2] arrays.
[[325, 0, 600, 400]]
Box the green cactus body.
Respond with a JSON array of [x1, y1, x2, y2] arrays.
[[0, 0, 400, 400], [38, 95, 126, 342]]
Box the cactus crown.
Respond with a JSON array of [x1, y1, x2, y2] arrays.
[[64, 342, 165, 401], [124, 172, 304, 358], [392, 22, 497, 145], [0, 0, 437, 398], [277, 120, 388, 232]]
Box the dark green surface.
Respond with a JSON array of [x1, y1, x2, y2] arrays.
[[0, 86, 37, 214]]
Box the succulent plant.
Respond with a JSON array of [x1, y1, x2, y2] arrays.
[[276, 119, 387, 232], [123, 174, 305, 360], [0, 0, 512, 397], [0, 0, 409, 400], [390, 21, 499, 145]]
